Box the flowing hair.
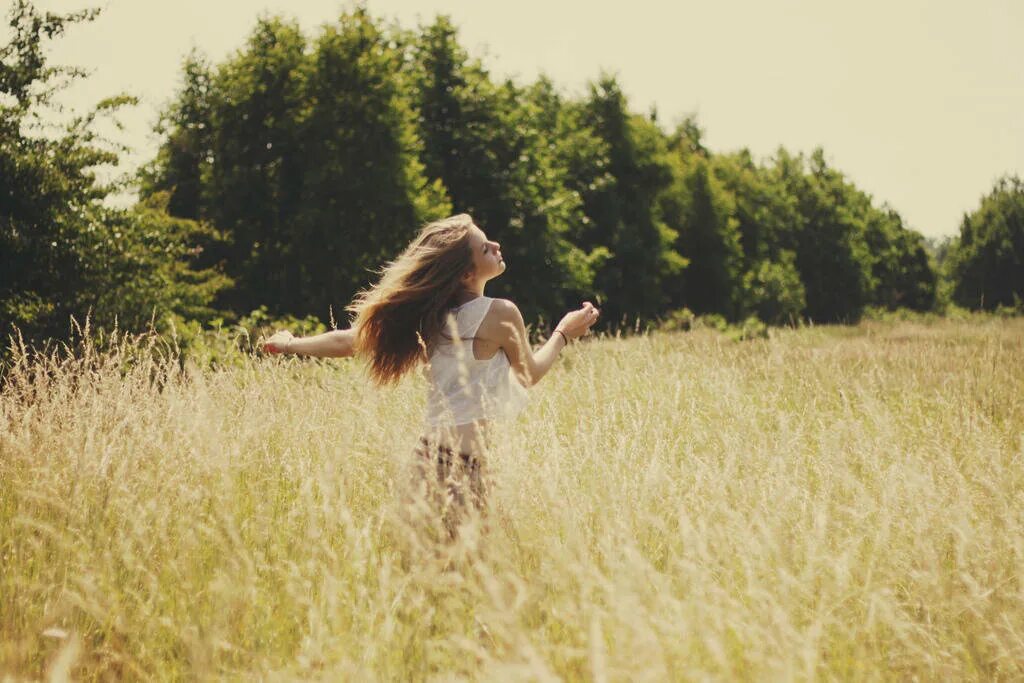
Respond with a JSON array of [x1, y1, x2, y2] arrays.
[[348, 214, 476, 385]]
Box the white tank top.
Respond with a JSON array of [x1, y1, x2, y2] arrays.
[[423, 296, 529, 427]]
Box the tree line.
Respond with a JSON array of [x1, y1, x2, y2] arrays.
[[2, 1, 1022, 354]]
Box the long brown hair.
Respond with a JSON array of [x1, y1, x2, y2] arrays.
[[348, 214, 476, 385]]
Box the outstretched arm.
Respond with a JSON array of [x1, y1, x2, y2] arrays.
[[259, 328, 357, 358], [491, 299, 600, 387]]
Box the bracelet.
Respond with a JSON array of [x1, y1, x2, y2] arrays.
[[285, 338, 293, 354], [554, 329, 569, 347]]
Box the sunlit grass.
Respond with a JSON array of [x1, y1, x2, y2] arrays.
[[2, 318, 1023, 680]]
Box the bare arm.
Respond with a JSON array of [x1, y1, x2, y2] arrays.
[[260, 328, 357, 358], [491, 299, 599, 387]]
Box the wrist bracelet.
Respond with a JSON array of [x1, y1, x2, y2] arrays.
[[554, 329, 569, 346], [285, 338, 293, 354]]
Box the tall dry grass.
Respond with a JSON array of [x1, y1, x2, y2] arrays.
[[1, 319, 1023, 680]]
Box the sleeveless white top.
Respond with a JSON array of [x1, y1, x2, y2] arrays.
[[423, 296, 529, 427]]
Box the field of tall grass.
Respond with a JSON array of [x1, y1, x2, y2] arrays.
[[2, 318, 1022, 680]]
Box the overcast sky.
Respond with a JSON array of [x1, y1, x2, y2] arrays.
[[27, 0, 1024, 239]]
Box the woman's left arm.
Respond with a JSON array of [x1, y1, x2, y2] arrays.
[[260, 328, 357, 358]]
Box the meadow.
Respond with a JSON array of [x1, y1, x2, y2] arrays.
[[2, 318, 1022, 681]]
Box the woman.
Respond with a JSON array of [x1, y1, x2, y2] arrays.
[[259, 213, 600, 523]]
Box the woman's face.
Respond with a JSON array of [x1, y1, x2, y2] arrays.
[[464, 224, 505, 283]]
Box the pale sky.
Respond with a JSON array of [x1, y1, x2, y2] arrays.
[[25, 0, 1024, 239]]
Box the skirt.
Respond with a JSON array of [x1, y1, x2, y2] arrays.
[[412, 436, 489, 533]]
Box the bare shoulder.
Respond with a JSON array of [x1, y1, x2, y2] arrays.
[[487, 297, 522, 323], [479, 298, 523, 343]]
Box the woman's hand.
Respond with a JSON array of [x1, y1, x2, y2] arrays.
[[555, 301, 601, 340], [258, 329, 294, 354]]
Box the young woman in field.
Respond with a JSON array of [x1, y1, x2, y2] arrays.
[[258, 213, 600, 521]]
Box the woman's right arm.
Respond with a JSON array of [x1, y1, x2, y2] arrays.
[[260, 328, 357, 358], [492, 299, 600, 387]]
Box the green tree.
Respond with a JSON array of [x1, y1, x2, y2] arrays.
[[710, 150, 799, 268], [140, 50, 214, 222], [408, 18, 596, 322], [295, 8, 449, 320], [566, 76, 684, 324], [205, 17, 309, 315], [703, 149, 803, 319], [863, 207, 936, 311], [674, 157, 744, 317], [742, 252, 806, 325], [147, 9, 452, 321], [81, 194, 232, 331], [946, 175, 1024, 309], [136, 8, 947, 331], [0, 1, 228, 350], [771, 148, 872, 322]]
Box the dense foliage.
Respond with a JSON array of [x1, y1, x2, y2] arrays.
[[944, 175, 1024, 310], [4, 1, 1021, 353], [143, 9, 947, 329], [0, 1, 229, 349]]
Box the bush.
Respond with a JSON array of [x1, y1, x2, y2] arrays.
[[695, 313, 729, 333], [731, 315, 769, 341], [862, 306, 942, 324], [660, 307, 696, 332], [743, 253, 806, 326], [162, 307, 329, 368]]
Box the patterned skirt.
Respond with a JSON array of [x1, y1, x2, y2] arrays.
[[412, 436, 488, 522]]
